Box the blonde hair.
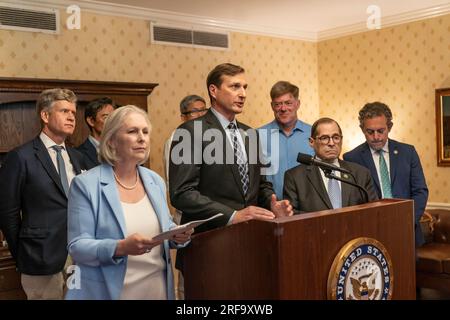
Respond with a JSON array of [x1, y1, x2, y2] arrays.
[[99, 105, 152, 165]]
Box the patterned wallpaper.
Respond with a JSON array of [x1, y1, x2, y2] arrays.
[[0, 11, 319, 183], [0, 10, 449, 203], [318, 14, 450, 204]]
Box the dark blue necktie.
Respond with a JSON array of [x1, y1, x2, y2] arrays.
[[52, 145, 69, 196]]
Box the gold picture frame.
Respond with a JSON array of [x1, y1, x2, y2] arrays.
[[436, 88, 450, 166]]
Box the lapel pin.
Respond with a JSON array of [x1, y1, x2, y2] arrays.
[[393, 150, 398, 155], [343, 174, 349, 179]]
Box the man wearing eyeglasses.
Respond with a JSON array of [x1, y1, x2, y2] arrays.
[[162, 94, 207, 300], [283, 117, 378, 214], [343, 102, 428, 247], [258, 81, 314, 201], [163, 94, 208, 195]]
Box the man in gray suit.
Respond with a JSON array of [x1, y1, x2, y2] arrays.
[[283, 117, 378, 214]]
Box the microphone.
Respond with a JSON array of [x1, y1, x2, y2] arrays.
[[297, 153, 351, 174]]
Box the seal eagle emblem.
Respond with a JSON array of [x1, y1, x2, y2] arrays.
[[327, 237, 394, 300]]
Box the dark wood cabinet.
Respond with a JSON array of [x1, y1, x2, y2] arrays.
[[0, 77, 158, 299]]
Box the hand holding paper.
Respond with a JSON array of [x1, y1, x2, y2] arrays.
[[152, 213, 224, 241]]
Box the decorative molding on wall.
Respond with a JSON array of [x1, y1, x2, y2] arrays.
[[6, 0, 449, 42], [427, 202, 450, 210], [318, 3, 450, 41]]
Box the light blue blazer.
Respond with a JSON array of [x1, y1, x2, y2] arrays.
[[65, 164, 184, 300]]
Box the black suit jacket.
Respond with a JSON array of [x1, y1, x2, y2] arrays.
[[169, 109, 274, 233], [283, 160, 378, 214], [0, 136, 88, 275], [169, 110, 274, 272], [77, 138, 99, 168]]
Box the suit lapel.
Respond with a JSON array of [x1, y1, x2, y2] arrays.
[[33, 137, 66, 197], [339, 160, 353, 207], [67, 147, 82, 174], [388, 140, 398, 185], [205, 110, 245, 198], [362, 143, 381, 195], [306, 166, 332, 209], [85, 142, 98, 165], [139, 167, 165, 229], [100, 165, 126, 238]]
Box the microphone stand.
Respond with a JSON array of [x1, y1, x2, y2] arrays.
[[323, 169, 370, 204]]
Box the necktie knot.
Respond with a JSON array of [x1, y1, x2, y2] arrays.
[[227, 122, 237, 130], [52, 145, 64, 153]]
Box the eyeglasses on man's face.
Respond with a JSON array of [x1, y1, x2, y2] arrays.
[[182, 108, 207, 116], [271, 99, 297, 109], [315, 134, 343, 144]]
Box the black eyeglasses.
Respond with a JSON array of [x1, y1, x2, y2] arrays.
[[181, 108, 207, 116], [315, 134, 343, 144]]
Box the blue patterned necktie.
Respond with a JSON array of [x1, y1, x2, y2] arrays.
[[378, 150, 393, 198], [327, 173, 342, 209], [52, 145, 70, 196], [227, 123, 249, 195]]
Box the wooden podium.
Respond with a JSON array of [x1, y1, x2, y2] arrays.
[[183, 199, 416, 299]]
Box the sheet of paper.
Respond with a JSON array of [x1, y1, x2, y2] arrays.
[[152, 213, 224, 241]]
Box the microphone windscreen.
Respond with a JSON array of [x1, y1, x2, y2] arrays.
[[297, 153, 313, 165]]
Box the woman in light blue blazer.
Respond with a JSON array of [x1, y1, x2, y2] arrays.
[[66, 105, 191, 300]]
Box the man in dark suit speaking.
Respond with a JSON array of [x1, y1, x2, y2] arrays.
[[0, 88, 89, 299], [169, 63, 293, 235], [343, 102, 428, 246], [283, 117, 378, 214]]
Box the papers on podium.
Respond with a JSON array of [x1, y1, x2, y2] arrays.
[[152, 213, 224, 241]]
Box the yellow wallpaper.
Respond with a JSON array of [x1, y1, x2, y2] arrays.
[[318, 14, 450, 204], [1, 9, 449, 204], [0, 11, 319, 181]]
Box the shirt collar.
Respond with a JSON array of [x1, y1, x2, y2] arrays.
[[88, 135, 100, 148], [369, 140, 389, 155], [210, 107, 237, 130], [39, 132, 66, 150]]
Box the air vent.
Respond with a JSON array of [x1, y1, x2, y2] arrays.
[[0, 3, 59, 34], [151, 23, 229, 50]]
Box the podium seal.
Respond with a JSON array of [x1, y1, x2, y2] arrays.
[[327, 237, 394, 300]]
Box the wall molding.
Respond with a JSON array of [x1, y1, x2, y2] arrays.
[[427, 202, 450, 210], [3, 0, 450, 42], [318, 3, 450, 41]]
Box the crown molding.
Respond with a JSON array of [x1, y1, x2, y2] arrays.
[[318, 3, 450, 41], [2, 0, 450, 42]]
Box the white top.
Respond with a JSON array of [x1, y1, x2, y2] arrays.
[[119, 195, 167, 300], [39, 132, 76, 186]]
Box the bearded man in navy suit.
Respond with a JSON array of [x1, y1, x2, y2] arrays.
[[0, 88, 89, 299], [343, 102, 428, 247]]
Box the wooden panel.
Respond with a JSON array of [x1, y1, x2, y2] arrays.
[[0, 77, 158, 152], [0, 77, 158, 299], [184, 199, 416, 299]]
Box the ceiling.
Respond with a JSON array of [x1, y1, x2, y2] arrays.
[[7, 0, 450, 40], [91, 0, 449, 34]]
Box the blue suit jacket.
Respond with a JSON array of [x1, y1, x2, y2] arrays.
[[0, 136, 87, 275], [77, 138, 99, 168], [65, 164, 183, 300], [343, 139, 428, 246]]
